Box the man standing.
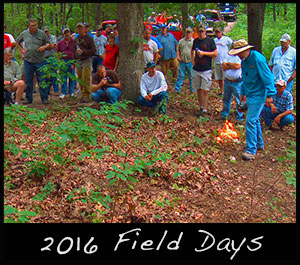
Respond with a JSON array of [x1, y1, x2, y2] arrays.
[[148, 12, 157, 24], [214, 26, 232, 95], [74, 22, 96, 103], [91, 65, 122, 104], [260, 79, 294, 130], [191, 23, 218, 117], [228, 39, 276, 160], [93, 25, 107, 73], [216, 53, 243, 122], [57, 27, 76, 98], [16, 18, 50, 104], [175, 27, 195, 93], [156, 24, 178, 83], [138, 61, 168, 114], [143, 29, 159, 65], [43, 26, 59, 96], [4, 48, 26, 105], [269, 33, 296, 93]]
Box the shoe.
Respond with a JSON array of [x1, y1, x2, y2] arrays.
[[242, 152, 256, 161], [59, 94, 66, 99], [42, 99, 50, 104], [23, 99, 32, 105]]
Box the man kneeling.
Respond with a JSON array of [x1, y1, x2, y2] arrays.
[[138, 61, 168, 114], [91, 65, 122, 104]]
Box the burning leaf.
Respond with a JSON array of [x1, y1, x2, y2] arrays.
[[215, 120, 239, 144]]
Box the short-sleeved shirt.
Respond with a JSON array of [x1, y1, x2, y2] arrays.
[[44, 34, 57, 58], [223, 54, 242, 80], [272, 89, 293, 113], [103, 44, 119, 70], [156, 33, 178, 60], [94, 34, 107, 56], [192, 36, 217, 72], [4, 60, 21, 83], [269, 45, 296, 82], [177, 37, 194, 63], [214, 35, 232, 64], [143, 39, 158, 64], [16, 29, 49, 63], [4, 34, 12, 49], [92, 70, 121, 91]]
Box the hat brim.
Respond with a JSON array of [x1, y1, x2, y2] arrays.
[[228, 45, 254, 56]]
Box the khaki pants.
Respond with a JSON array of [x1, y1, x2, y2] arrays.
[[76, 58, 92, 99], [159, 58, 179, 80]]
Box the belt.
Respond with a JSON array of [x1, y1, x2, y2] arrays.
[[225, 78, 242, 83]]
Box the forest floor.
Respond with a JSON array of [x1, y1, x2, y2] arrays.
[[4, 76, 296, 223]]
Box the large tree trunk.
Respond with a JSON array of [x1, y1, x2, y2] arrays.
[[247, 3, 266, 53], [180, 3, 189, 31], [117, 3, 144, 101], [95, 3, 101, 27]]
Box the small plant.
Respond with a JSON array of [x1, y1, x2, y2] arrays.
[[33, 181, 56, 201], [4, 204, 37, 223]]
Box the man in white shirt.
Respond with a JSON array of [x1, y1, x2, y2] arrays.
[[137, 61, 168, 114], [214, 26, 232, 95], [143, 29, 159, 65], [216, 53, 243, 122]]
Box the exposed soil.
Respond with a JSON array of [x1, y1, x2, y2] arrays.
[[4, 78, 296, 223]]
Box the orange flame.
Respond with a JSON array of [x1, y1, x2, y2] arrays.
[[215, 120, 239, 144]]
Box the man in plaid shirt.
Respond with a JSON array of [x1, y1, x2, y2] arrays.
[[260, 79, 294, 129]]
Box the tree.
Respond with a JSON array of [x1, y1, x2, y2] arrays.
[[180, 3, 189, 31], [117, 3, 144, 101], [247, 3, 266, 53]]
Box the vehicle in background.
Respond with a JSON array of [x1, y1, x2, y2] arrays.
[[217, 3, 238, 21], [202, 9, 223, 37]]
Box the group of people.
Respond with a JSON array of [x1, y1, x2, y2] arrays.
[[4, 17, 296, 161], [4, 18, 120, 104]]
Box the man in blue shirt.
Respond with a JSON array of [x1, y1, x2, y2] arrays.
[[269, 34, 296, 93], [260, 79, 294, 130], [229, 39, 276, 161], [156, 24, 178, 83]]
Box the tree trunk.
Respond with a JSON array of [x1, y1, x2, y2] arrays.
[[65, 3, 73, 23], [273, 3, 276, 22], [27, 3, 32, 19], [95, 3, 101, 27], [37, 3, 44, 28], [247, 3, 266, 53], [180, 3, 189, 31], [81, 3, 85, 22], [86, 3, 90, 25], [117, 3, 144, 101]]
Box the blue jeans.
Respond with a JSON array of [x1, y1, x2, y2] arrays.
[[245, 102, 265, 154], [61, 61, 75, 95], [260, 106, 294, 127], [286, 80, 294, 93], [24, 60, 48, 102], [92, 56, 104, 74], [221, 79, 244, 121], [91, 87, 121, 104], [137, 91, 168, 114], [175, 61, 195, 92]]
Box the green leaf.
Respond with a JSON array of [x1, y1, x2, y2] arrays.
[[53, 155, 64, 164]]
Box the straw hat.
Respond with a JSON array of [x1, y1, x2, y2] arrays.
[[229, 39, 254, 55]]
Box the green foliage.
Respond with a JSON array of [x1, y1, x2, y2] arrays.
[[33, 181, 56, 201], [4, 204, 37, 223]]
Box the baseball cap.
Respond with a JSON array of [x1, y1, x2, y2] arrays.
[[106, 24, 113, 29], [280, 33, 291, 42], [96, 25, 102, 30], [198, 23, 207, 32], [83, 22, 89, 27], [77, 22, 84, 27], [185, 27, 193, 33], [146, 61, 156, 68], [63, 27, 70, 33], [276, 79, 287, 86], [42, 26, 49, 32]]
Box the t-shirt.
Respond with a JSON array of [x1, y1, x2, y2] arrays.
[[177, 37, 194, 63], [103, 44, 119, 70], [143, 39, 158, 64], [4, 34, 12, 49], [192, 37, 216, 72], [223, 54, 242, 80], [140, 70, 168, 98], [214, 35, 232, 64], [16, 29, 49, 63], [92, 70, 121, 91], [94, 34, 107, 56]]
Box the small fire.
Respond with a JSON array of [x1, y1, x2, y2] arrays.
[[215, 120, 239, 144]]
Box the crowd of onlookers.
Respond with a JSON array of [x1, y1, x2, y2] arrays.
[[4, 12, 296, 160]]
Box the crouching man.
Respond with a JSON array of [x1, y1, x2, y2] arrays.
[[260, 79, 294, 130], [91, 65, 122, 104], [138, 61, 168, 114]]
